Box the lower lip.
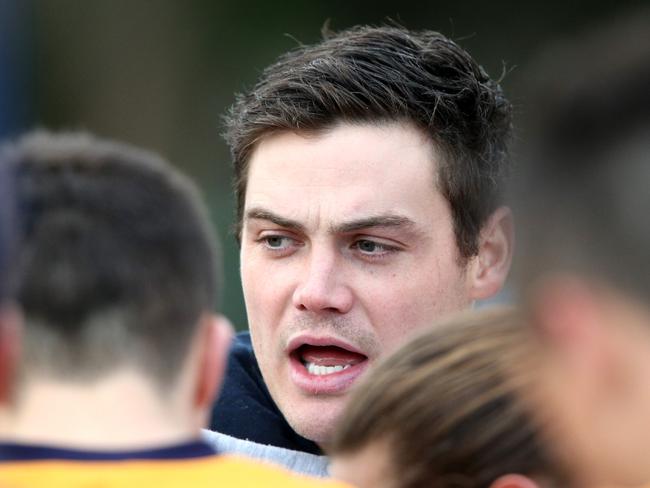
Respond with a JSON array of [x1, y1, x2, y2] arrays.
[[289, 354, 370, 395]]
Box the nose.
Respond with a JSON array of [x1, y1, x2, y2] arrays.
[[292, 249, 354, 314]]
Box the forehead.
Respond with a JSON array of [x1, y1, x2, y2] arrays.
[[244, 122, 445, 226]]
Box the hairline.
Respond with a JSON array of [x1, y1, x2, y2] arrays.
[[235, 119, 457, 238]]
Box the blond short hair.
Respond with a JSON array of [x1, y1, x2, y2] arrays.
[[330, 307, 570, 488]]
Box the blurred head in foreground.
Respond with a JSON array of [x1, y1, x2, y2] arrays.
[[0, 131, 233, 448], [329, 307, 572, 488], [513, 9, 650, 486]]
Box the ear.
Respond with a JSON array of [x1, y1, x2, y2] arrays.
[[467, 206, 514, 300], [529, 275, 615, 393], [489, 474, 542, 488], [0, 305, 21, 404], [530, 275, 606, 358], [193, 313, 234, 412]]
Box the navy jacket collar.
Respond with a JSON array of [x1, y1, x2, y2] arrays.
[[0, 439, 216, 462]]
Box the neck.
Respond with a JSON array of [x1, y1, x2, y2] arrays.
[[0, 369, 200, 450]]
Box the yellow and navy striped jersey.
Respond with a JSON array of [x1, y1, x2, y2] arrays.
[[0, 440, 349, 488]]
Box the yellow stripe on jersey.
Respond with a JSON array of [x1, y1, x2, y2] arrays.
[[0, 454, 350, 488]]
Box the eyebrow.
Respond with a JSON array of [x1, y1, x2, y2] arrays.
[[245, 208, 306, 232], [331, 215, 416, 234], [245, 207, 415, 234]]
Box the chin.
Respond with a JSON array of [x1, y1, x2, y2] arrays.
[[283, 397, 347, 447]]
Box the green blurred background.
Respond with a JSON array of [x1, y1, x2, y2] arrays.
[[1, 0, 645, 329]]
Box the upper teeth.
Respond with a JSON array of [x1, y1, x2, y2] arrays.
[[305, 363, 351, 376]]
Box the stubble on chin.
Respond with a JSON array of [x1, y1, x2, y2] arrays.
[[251, 314, 382, 444]]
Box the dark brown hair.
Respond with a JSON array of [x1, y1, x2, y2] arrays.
[[225, 25, 512, 258], [3, 131, 220, 387], [330, 308, 571, 488]]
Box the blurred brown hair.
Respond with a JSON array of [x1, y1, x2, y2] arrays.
[[330, 307, 571, 488], [513, 9, 650, 301], [3, 131, 220, 389]]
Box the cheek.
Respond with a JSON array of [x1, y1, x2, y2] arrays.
[[241, 257, 292, 319], [361, 280, 436, 345], [241, 259, 299, 367], [361, 266, 468, 350]]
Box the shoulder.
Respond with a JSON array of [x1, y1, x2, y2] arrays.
[[205, 455, 349, 487], [0, 456, 349, 488], [202, 430, 330, 477]]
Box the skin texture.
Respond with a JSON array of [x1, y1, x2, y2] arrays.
[[0, 314, 233, 449], [330, 441, 545, 488], [529, 277, 650, 487], [329, 439, 395, 488], [240, 121, 511, 445]]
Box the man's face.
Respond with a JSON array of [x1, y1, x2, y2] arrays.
[[240, 122, 476, 444]]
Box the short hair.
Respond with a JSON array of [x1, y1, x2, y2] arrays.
[[225, 25, 512, 258], [330, 308, 571, 488], [514, 10, 650, 299], [2, 131, 219, 387]]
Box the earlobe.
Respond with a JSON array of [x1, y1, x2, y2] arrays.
[[194, 314, 234, 410], [528, 275, 616, 406], [468, 206, 514, 300], [530, 276, 604, 353], [489, 474, 541, 488]]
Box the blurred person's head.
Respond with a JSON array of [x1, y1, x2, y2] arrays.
[[329, 307, 572, 488], [225, 24, 514, 445], [0, 131, 232, 448], [513, 10, 650, 486]]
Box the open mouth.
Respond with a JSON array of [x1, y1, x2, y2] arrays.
[[286, 336, 372, 394], [292, 344, 368, 377]]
